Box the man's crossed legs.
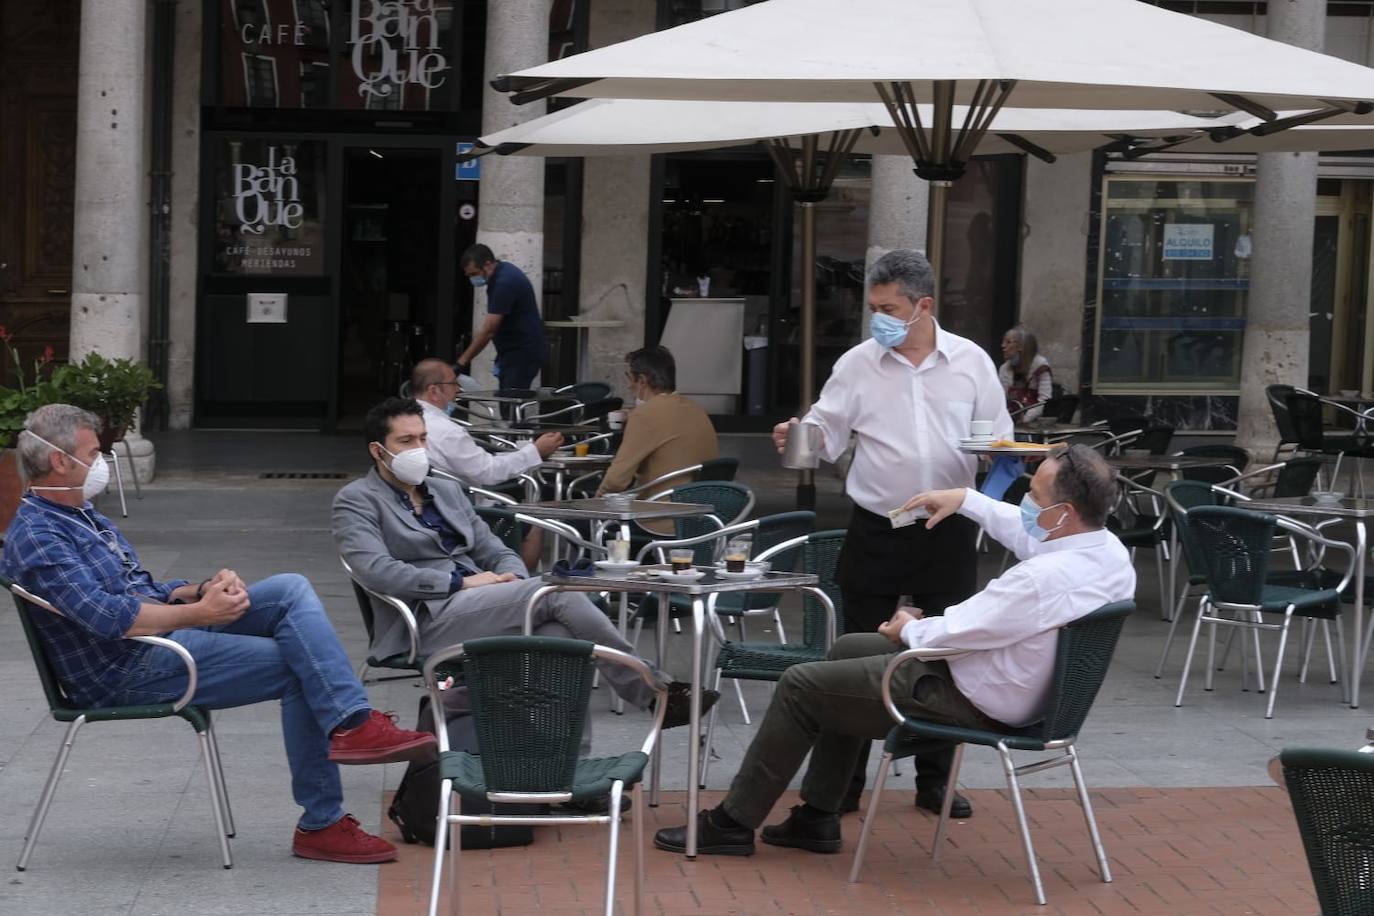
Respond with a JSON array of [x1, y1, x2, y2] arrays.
[[112, 573, 436, 863]]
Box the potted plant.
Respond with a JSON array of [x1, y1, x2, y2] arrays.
[[51, 353, 161, 452], [0, 328, 59, 530]]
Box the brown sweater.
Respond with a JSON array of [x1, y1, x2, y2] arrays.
[[597, 392, 720, 531]]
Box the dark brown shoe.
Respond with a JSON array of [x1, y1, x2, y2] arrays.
[[760, 805, 842, 853]]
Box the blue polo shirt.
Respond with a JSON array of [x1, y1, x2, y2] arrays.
[[486, 261, 545, 362]]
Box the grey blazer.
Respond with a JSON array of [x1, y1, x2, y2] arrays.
[[331, 469, 526, 657]]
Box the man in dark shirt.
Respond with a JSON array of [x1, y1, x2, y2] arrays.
[[455, 243, 547, 392]]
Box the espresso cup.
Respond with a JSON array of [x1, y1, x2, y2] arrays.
[[969, 419, 994, 438], [609, 538, 631, 562], [669, 549, 694, 572], [607, 409, 626, 430]]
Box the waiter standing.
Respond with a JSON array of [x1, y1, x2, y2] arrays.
[[772, 248, 1012, 819], [455, 243, 547, 392]]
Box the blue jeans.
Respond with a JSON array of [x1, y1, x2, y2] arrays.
[[111, 573, 370, 830]]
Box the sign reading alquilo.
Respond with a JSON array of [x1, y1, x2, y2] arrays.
[[350, 1, 452, 100]]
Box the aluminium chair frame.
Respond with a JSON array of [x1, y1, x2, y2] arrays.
[[422, 641, 666, 916], [846, 645, 1112, 907], [339, 555, 423, 682], [7, 582, 234, 871], [1175, 512, 1356, 718]]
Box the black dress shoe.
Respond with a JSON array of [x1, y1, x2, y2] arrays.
[[659, 682, 721, 730], [760, 805, 842, 853], [558, 793, 631, 816], [653, 810, 755, 856], [915, 785, 973, 819]]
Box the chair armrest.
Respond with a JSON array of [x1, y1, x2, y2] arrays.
[[423, 644, 468, 753], [130, 635, 200, 711], [634, 517, 748, 562], [467, 485, 519, 506], [592, 645, 669, 756], [1275, 515, 1361, 594], [880, 647, 976, 724], [9, 583, 202, 712], [513, 513, 606, 557], [339, 556, 422, 666], [623, 464, 704, 497], [753, 534, 810, 564]]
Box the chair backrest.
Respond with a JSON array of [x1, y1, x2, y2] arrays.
[[1286, 392, 1330, 451], [570, 382, 611, 403], [1185, 506, 1277, 606], [1280, 746, 1374, 916], [1045, 394, 1079, 423], [579, 397, 622, 423], [668, 481, 756, 563], [697, 457, 739, 481], [1106, 416, 1175, 454], [1162, 480, 1221, 575], [1179, 443, 1250, 486], [802, 530, 847, 648], [3, 579, 76, 714], [1274, 456, 1324, 498], [1267, 383, 1299, 445], [460, 636, 596, 795], [1033, 600, 1135, 743], [474, 506, 525, 554]]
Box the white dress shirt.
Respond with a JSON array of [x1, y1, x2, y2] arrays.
[[419, 399, 542, 487], [900, 490, 1136, 726], [803, 326, 1012, 517]]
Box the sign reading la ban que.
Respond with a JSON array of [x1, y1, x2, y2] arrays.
[[350, 0, 453, 101]]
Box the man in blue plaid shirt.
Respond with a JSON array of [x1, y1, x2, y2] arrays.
[[2, 404, 437, 864]]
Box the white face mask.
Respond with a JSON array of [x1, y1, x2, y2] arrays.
[[22, 430, 110, 501], [377, 444, 430, 486]]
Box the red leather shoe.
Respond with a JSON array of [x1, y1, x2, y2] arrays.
[[329, 710, 436, 765], [292, 814, 397, 864]]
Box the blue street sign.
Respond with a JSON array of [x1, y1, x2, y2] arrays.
[[455, 143, 481, 181]]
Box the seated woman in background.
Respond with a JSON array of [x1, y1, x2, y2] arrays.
[[999, 325, 1053, 421]]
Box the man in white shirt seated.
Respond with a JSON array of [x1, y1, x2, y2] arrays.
[[654, 444, 1135, 856], [411, 358, 562, 568]]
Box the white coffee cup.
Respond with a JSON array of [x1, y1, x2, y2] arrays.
[[609, 538, 631, 562], [607, 409, 626, 430], [969, 419, 995, 438]]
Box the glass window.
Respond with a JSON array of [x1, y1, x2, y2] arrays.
[[210, 137, 327, 276], [1094, 178, 1253, 391], [335, 0, 457, 111], [220, 0, 331, 108]]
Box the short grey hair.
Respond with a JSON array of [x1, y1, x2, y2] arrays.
[[866, 249, 935, 303], [18, 404, 102, 481], [1048, 444, 1115, 528]]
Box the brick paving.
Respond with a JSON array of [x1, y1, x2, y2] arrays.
[[375, 785, 1313, 915]]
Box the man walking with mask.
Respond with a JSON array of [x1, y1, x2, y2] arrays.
[[772, 249, 1012, 819], [455, 244, 547, 392]]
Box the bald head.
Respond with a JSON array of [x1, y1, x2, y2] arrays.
[[410, 358, 458, 409]]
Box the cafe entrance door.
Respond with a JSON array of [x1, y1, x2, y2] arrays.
[[336, 143, 454, 427]]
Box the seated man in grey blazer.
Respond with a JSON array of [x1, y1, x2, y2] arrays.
[[332, 398, 716, 734]]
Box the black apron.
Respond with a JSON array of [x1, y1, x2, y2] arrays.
[[837, 504, 978, 604]]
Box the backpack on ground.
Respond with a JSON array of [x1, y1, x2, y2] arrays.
[[387, 695, 545, 849]]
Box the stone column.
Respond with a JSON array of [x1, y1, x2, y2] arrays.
[[472, 0, 553, 387], [1234, 0, 1324, 455], [581, 0, 656, 398], [70, 0, 155, 481], [166, 0, 201, 430], [864, 155, 928, 336], [1018, 152, 1093, 392]]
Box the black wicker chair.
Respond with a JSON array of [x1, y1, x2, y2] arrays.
[[1279, 746, 1374, 916]]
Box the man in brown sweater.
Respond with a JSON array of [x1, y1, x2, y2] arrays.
[[597, 346, 719, 531]]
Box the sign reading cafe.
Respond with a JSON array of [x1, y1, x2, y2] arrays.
[[214, 139, 325, 277], [350, 0, 452, 100]]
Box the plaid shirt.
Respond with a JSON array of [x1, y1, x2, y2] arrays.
[[2, 494, 187, 707]]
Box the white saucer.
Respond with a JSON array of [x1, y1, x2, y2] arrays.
[[594, 559, 640, 575], [958, 436, 996, 446], [652, 568, 706, 581], [716, 568, 766, 581]]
